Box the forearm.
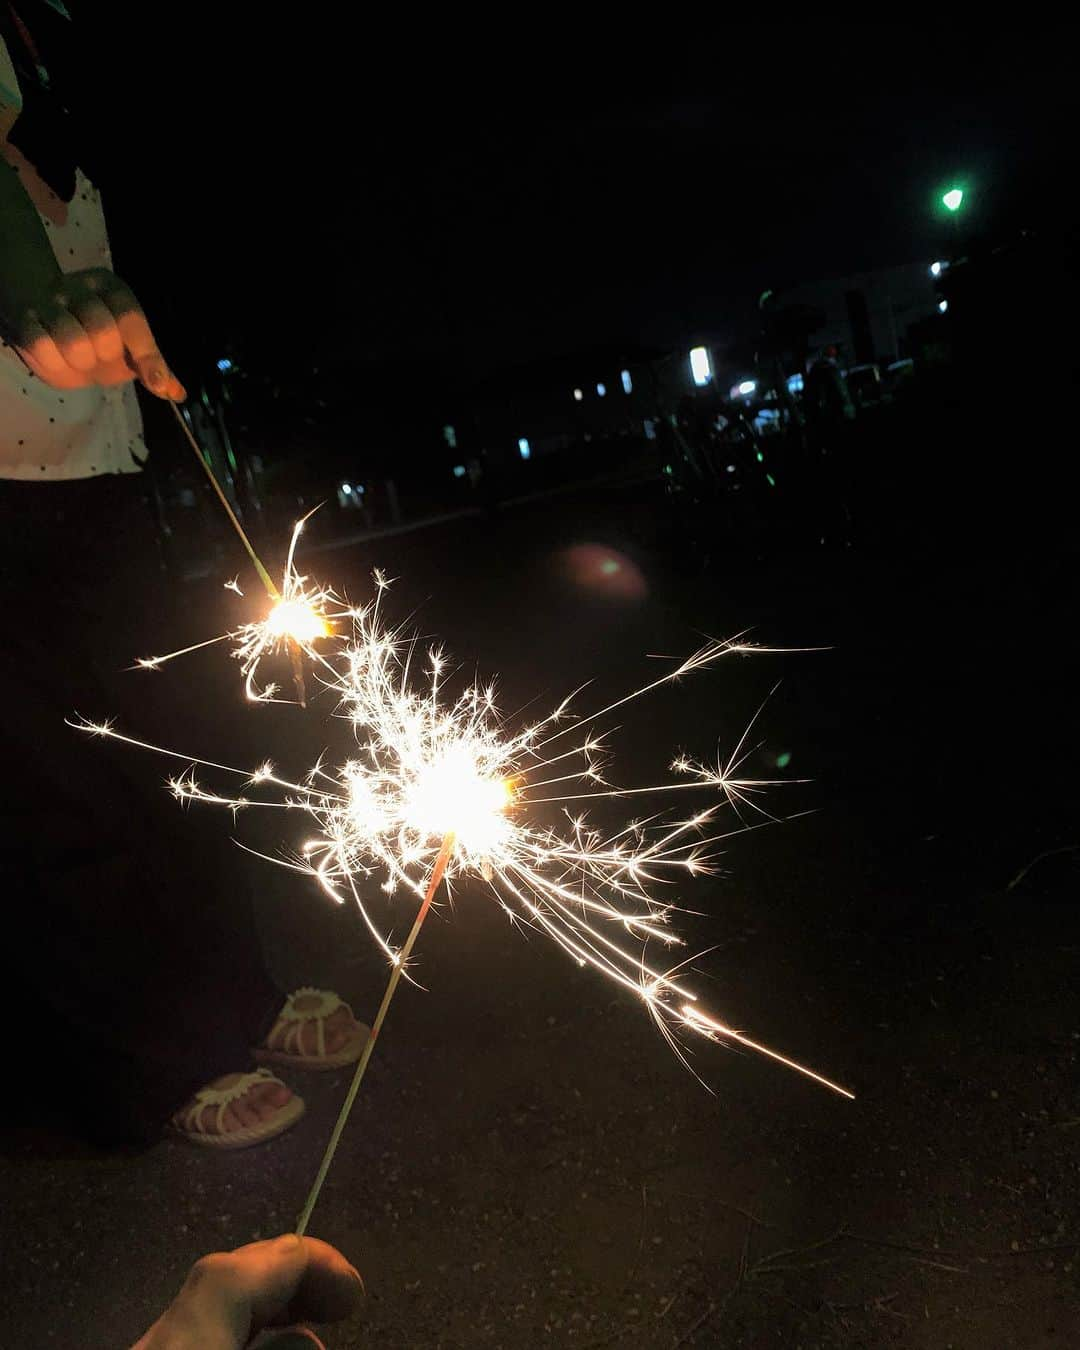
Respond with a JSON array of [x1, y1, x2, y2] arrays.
[[0, 154, 63, 327]]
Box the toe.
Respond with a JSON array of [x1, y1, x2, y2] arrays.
[[232, 1098, 260, 1129], [258, 1080, 293, 1111], [251, 1080, 288, 1112], [221, 1103, 244, 1133], [323, 1006, 356, 1052]]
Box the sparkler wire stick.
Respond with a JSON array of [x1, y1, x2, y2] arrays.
[[295, 830, 456, 1236], [169, 401, 280, 602]]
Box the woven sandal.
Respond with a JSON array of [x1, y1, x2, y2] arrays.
[[173, 1068, 305, 1150], [254, 987, 369, 1071]]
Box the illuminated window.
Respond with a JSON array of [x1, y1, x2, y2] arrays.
[[596, 382, 607, 397], [518, 437, 531, 460], [620, 369, 632, 394], [573, 388, 584, 401], [787, 373, 804, 394], [690, 347, 711, 386], [216, 358, 233, 373]]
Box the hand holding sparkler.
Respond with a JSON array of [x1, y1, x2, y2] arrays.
[[132, 1233, 362, 1350]]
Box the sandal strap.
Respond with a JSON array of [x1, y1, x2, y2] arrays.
[[277, 987, 345, 1021]]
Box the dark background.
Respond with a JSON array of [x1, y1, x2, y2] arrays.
[[3, 11, 1079, 1348], [58, 12, 1071, 382]]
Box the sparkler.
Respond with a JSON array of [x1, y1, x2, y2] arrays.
[[134, 509, 335, 705], [73, 540, 854, 1226], [166, 403, 331, 704]]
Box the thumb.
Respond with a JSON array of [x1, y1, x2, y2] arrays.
[[124, 344, 187, 401]]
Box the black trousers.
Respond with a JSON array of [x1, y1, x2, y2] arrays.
[[0, 473, 280, 1143]]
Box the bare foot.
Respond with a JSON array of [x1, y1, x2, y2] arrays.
[[174, 1072, 295, 1137], [262, 991, 364, 1059]]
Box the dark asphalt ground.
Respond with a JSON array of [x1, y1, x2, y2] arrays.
[[2, 453, 1078, 1348]]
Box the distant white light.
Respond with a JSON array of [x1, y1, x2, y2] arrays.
[[341, 483, 352, 495], [938, 299, 949, 314], [443, 424, 457, 448], [573, 388, 583, 401], [726, 464, 736, 473], [690, 347, 711, 386], [452, 464, 466, 478], [216, 358, 233, 373], [596, 382, 607, 398], [620, 369, 632, 394], [930, 261, 943, 277], [737, 380, 757, 397], [518, 437, 531, 460]]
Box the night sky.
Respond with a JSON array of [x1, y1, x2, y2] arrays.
[[69, 11, 1065, 383]]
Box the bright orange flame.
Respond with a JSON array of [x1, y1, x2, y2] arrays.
[[265, 598, 332, 644]]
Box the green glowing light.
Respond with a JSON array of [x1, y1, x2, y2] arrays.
[[766, 473, 776, 487], [776, 751, 792, 769], [942, 187, 964, 212], [756, 451, 764, 463]]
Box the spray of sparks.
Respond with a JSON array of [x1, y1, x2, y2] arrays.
[[76, 536, 853, 1100]]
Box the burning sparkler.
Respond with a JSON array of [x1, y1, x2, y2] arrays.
[[135, 512, 336, 704], [164, 403, 333, 704], [73, 530, 853, 1231]]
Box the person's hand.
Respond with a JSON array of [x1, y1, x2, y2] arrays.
[[132, 1233, 364, 1350], [10, 266, 186, 400]]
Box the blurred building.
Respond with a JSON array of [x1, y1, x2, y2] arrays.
[[466, 346, 668, 469], [781, 262, 941, 366]]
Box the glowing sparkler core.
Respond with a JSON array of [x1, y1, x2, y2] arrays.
[[264, 597, 333, 645], [400, 752, 513, 857]]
